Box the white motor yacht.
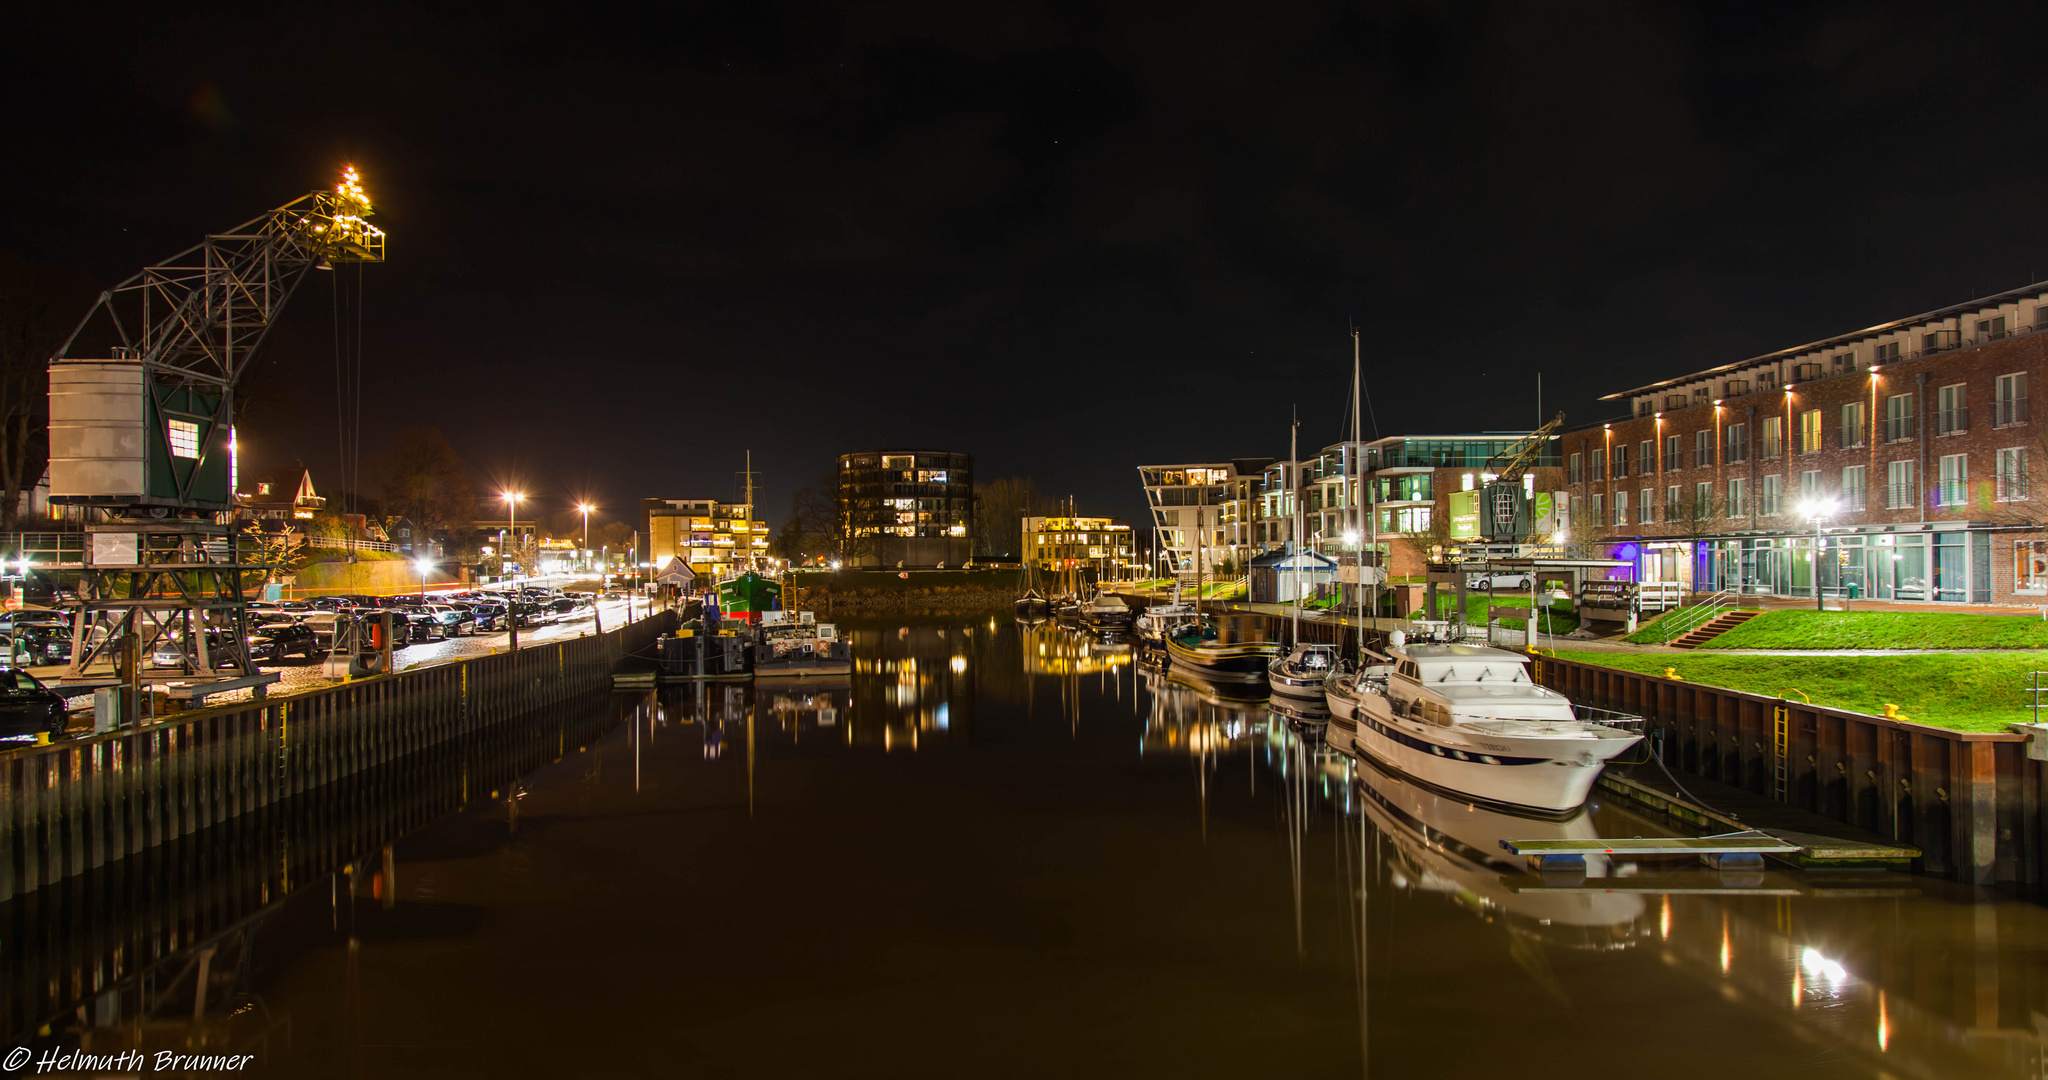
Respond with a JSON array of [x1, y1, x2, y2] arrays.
[[1324, 638, 1640, 814]]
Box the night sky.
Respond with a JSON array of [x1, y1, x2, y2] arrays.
[[8, 3, 2048, 534]]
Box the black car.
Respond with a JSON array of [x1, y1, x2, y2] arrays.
[[509, 601, 550, 629], [405, 610, 447, 643], [4, 623, 71, 666], [451, 601, 501, 631], [248, 620, 320, 662], [0, 669, 66, 743]]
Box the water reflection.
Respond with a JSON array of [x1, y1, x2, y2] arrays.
[[18, 619, 2048, 1079]]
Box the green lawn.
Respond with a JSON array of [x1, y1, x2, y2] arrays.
[[1420, 593, 1581, 635], [1692, 609, 2048, 650], [1555, 649, 2048, 733]]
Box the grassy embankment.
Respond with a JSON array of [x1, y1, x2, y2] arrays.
[[1418, 593, 1581, 635], [1554, 648, 2043, 734]]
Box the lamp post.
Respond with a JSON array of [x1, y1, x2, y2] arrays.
[[1797, 498, 1838, 611], [578, 503, 594, 577], [502, 492, 524, 584], [414, 557, 432, 601]]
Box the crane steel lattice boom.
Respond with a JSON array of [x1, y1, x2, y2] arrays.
[[53, 167, 384, 389]]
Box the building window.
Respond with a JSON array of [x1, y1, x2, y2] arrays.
[[1663, 434, 1681, 470], [1977, 315, 2008, 342], [1840, 401, 1867, 448], [1886, 460, 1915, 509], [1638, 487, 1653, 523], [167, 419, 200, 459], [1998, 448, 2029, 502], [1591, 493, 1604, 522], [1842, 465, 1867, 511], [1724, 423, 1748, 464], [1997, 372, 2029, 427], [1638, 440, 1653, 476], [1799, 409, 1822, 453], [1871, 342, 1899, 364], [1614, 444, 1630, 478], [1727, 477, 1747, 517], [1590, 449, 1606, 482], [1760, 416, 1783, 459], [1759, 474, 1782, 516], [1569, 452, 1583, 484], [1694, 481, 1712, 511], [1884, 394, 1916, 442], [1935, 383, 1968, 436], [1665, 485, 1680, 517], [1937, 454, 1968, 507], [1613, 490, 1628, 526], [1695, 429, 1713, 467], [1800, 470, 1821, 503]]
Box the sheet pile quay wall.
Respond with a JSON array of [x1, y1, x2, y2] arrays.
[[1534, 652, 2041, 887], [0, 612, 674, 905]]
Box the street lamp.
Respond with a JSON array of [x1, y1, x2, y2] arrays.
[[414, 557, 432, 600], [502, 492, 524, 585], [578, 503, 595, 577], [1797, 497, 1838, 611]]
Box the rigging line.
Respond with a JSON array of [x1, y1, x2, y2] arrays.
[[353, 260, 365, 518], [332, 268, 345, 518]]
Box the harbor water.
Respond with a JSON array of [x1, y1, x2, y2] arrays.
[[22, 618, 2048, 1078]]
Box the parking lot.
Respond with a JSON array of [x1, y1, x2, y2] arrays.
[[44, 596, 661, 721]]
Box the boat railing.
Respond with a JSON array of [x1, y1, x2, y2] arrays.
[[1575, 706, 1646, 734]]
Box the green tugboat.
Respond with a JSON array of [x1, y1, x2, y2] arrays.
[[716, 572, 783, 624]]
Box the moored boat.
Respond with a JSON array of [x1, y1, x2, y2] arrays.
[[1266, 641, 1340, 702], [1325, 638, 1640, 814], [1014, 588, 1050, 621], [1078, 590, 1134, 634], [1164, 617, 1279, 684]]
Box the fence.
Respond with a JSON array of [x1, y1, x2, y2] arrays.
[[0, 610, 675, 906], [1532, 653, 2037, 887]]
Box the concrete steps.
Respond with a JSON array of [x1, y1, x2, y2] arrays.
[[1669, 609, 1759, 649]]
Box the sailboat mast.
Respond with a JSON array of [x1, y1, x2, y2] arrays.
[[1290, 409, 1301, 646], [1352, 330, 1365, 657]]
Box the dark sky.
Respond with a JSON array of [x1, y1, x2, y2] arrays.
[[7, 2, 2048, 534]]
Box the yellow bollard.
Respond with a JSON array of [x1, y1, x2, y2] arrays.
[[33, 732, 49, 746], [1663, 666, 1684, 681], [1881, 702, 1913, 723]]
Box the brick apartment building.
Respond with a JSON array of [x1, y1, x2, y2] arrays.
[[1565, 281, 2048, 604]]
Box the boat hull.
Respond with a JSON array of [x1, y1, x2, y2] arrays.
[[1265, 661, 1330, 702], [1164, 637, 1279, 683]]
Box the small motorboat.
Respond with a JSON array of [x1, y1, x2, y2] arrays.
[[1078, 590, 1134, 634], [1266, 641, 1340, 702], [1163, 617, 1279, 684]]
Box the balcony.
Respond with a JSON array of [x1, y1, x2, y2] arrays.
[[1883, 416, 1917, 443], [1757, 493, 1782, 516], [1996, 396, 2029, 427], [1933, 407, 1969, 437], [1884, 484, 1916, 510], [1837, 428, 1866, 450], [1934, 480, 1969, 507], [1998, 475, 2031, 502], [1842, 487, 1867, 512]]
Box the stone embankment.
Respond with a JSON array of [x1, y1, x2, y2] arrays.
[[804, 586, 1014, 616]]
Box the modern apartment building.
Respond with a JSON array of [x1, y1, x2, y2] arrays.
[[1566, 281, 2048, 603], [836, 450, 975, 568], [1138, 459, 1272, 577], [642, 497, 769, 580], [1021, 515, 1135, 581]]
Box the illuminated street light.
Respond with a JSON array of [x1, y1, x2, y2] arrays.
[[578, 503, 595, 576], [1796, 497, 1839, 611], [414, 557, 433, 600]]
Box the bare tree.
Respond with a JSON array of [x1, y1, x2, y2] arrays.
[[972, 477, 1057, 557], [1398, 508, 1456, 564], [372, 427, 473, 542], [1671, 484, 1726, 548]]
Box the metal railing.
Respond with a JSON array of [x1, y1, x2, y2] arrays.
[[1933, 407, 1969, 436], [1652, 587, 1736, 644], [1934, 480, 1969, 507], [1724, 444, 1749, 464], [306, 535, 399, 553], [1996, 396, 2029, 427], [1842, 486, 1867, 511], [1998, 475, 2030, 502], [1884, 483, 1917, 509], [1837, 428, 1866, 449], [1883, 416, 1917, 442]]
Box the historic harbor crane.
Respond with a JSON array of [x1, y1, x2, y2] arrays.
[[46, 168, 386, 708], [1479, 411, 1564, 544]]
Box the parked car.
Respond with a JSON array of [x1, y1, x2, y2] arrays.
[[404, 610, 447, 643], [4, 623, 71, 666], [451, 600, 502, 631], [150, 630, 244, 670], [248, 620, 320, 662], [426, 604, 476, 636], [0, 669, 67, 743], [509, 601, 550, 629]]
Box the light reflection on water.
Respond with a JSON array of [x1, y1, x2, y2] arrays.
[[32, 619, 2048, 1078]]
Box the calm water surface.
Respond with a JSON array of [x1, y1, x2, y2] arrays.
[[76, 620, 2048, 1078]]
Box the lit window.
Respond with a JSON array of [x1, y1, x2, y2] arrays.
[[168, 419, 200, 459]]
